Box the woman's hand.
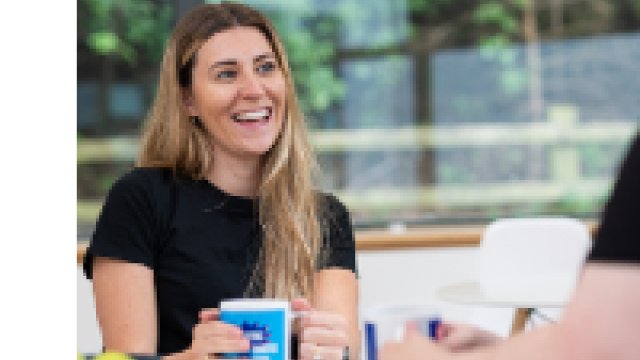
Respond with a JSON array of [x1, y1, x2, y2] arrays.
[[293, 298, 349, 360], [381, 325, 451, 360], [184, 308, 250, 360], [436, 322, 501, 352]]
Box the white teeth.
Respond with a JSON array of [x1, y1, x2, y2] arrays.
[[235, 109, 269, 120]]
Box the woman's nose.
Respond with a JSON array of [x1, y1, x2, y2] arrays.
[[239, 72, 266, 98]]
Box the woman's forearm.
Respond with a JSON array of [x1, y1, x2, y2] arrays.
[[160, 348, 198, 360], [456, 265, 640, 360], [348, 329, 361, 359], [454, 326, 564, 360]]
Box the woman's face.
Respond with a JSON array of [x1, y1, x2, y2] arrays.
[[184, 26, 286, 161]]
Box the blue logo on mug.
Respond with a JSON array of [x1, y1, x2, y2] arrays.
[[221, 309, 286, 360]]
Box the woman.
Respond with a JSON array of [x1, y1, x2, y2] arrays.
[[82, 3, 359, 360]]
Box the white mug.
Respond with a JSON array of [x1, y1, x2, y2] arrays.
[[219, 299, 306, 360], [363, 304, 441, 360]]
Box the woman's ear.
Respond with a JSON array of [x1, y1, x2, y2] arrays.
[[180, 87, 199, 117]]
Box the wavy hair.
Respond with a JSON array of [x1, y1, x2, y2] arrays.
[[137, 2, 328, 301]]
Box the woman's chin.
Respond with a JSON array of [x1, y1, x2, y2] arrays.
[[236, 145, 277, 159]]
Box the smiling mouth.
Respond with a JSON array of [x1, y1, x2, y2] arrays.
[[232, 107, 272, 124]]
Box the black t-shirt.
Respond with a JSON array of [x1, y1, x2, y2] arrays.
[[82, 167, 357, 356], [588, 131, 640, 263]]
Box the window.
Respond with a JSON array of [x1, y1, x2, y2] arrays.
[[77, 0, 640, 239]]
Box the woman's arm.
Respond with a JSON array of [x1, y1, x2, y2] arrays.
[[557, 263, 640, 360], [92, 256, 158, 353], [313, 268, 360, 359], [380, 263, 640, 360], [92, 256, 249, 360]]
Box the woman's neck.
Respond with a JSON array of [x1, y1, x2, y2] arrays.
[[207, 152, 262, 198]]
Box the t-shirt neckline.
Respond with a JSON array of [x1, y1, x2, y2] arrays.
[[196, 178, 256, 215]]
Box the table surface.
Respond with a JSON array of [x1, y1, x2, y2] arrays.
[[437, 281, 570, 308]]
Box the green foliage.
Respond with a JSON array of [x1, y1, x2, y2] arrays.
[[499, 68, 528, 95], [265, 9, 345, 124], [630, 0, 640, 13], [88, 31, 120, 54], [439, 164, 471, 184], [407, 0, 453, 15], [474, 2, 518, 34], [478, 34, 511, 49], [98, 173, 117, 193], [549, 191, 601, 214], [80, 0, 173, 67], [472, 2, 533, 97]]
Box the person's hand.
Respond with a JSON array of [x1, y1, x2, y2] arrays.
[[293, 298, 349, 360], [436, 322, 501, 352], [185, 308, 250, 360], [380, 324, 451, 360]]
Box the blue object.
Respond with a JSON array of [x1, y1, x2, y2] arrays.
[[220, 309, 286, 360], [364, 322, 377, 360], [428, 318, 441, 339]]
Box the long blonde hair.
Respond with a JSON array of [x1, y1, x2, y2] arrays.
[[137, 2, 328, 300]]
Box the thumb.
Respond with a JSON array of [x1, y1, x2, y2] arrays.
[[405, 320, 419, 334], [436, 322, 453, 342], [292, 298, 312, 313], [404, 321, 424, 340], [199, 308, 220, 323]]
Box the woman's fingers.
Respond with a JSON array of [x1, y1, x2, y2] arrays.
[[199, 308, 220, 322], [300, 311, 349, 347], [190, 320, 249, 357], [206, 337, 250, 354], [435, 322, 453, 341], [299, 311, 348, 360], [292, 298, 312, 313], [300, 311, 348, 331], [300, 326, 348, 347], [437, 323, 470, 350], [294, 299, 349, 359], [299, 341, 344, 360], [437, 323, 500, 352]]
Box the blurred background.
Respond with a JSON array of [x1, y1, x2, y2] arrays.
[[77, 0, 640, 240]]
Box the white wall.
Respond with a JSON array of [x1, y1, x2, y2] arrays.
[[357, 247, 521, 338], [358, 247, 477, 321], [77, 267, 102, 354]]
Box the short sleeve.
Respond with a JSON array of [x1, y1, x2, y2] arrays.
[[588, 131, 640, 264], [320, 194, 358, 275], [83, 168, 164, 279]]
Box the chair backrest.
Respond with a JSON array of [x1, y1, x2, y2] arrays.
[[476, 218, 592, 306]]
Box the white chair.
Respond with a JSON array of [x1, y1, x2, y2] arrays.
[[437, 218, 592, 336]]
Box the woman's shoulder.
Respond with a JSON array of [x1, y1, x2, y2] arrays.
[[121, 166, 172, 181], [317, 191, 351, 219], [318, 191, 344, 207], [109, 167, 176, 198], [317, 192, 356, 253]]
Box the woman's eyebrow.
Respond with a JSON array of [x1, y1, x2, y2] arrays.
[[209, 59, 237, 72], [208, 53, 275, 72], [254, 53, 276, 62]]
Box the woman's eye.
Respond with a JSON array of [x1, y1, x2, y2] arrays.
[[258, 62, 276, 73], [217, 70, 236, 79]]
